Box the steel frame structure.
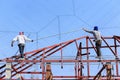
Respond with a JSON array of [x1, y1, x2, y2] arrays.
[[0, 35, 120, 80]]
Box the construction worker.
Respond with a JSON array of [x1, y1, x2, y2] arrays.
[[82, 26, 102, 58], [11, 32, 33, 58]]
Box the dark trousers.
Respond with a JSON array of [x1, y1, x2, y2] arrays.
[[18, 44, 25, 58], [95, 40, 102, 57]]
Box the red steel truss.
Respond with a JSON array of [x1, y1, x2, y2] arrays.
[[0, 35, 120, 80]]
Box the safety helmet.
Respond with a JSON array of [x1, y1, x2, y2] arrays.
[[93, 26, 98, 31]]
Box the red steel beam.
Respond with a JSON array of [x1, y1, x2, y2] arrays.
[[20, 72, 45, 74], [1, 36, 120, 80], [2, 59, 120, 63]]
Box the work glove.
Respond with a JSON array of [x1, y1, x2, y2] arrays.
[[11, 44, 13, 47], [82, 28, 85, 30], [31, 40, 34, 42], [93, 40, 95, 42]]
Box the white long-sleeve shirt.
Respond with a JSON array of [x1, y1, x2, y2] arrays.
[[12, 35, 32, 44], [83, 28, 102, 41]]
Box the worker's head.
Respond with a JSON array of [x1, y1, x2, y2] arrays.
[[93, 26, 98, 31], [19, 32, 24, 35]]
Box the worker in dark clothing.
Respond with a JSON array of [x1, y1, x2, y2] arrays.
[[82, 26, 102, 58], [11, 32, 33, 58]]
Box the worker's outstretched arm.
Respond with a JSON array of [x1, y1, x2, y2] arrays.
[[24, 35, 33, 42], [82, 28, 93, 33]]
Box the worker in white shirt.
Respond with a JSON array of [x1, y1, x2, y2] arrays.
[[11, 32, 33, 58], [82, 26, 102, 58]]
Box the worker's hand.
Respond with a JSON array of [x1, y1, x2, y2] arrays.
[[82, 28, 85, 30], [11, 44, 13, 47], [31, 40, 34, 42]]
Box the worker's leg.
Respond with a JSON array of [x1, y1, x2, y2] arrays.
[[96, 40, 102, 57], [18, 44, 25, 58]]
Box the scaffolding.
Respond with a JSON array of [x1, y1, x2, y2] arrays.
[[0, 35, 120, 80]]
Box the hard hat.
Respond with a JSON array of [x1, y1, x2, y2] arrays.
[[93, 26, 98, 31]]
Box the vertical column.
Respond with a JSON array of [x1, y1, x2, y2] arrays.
[[86, 37, 90, 78], [106, 62, 112, 80], [42, 50, 45, 80], [45, 62, 53, 80], [5, 62, 11, 80], [16, 74, 21, 80]]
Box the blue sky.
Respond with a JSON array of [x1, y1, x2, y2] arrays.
[[0, 0, 120, 79]]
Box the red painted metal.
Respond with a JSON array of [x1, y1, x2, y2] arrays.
[[0, 36, 120, 80]]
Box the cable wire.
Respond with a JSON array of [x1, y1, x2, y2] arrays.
[[37, 16, 57, 33], [34, 28, 82, 41]]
